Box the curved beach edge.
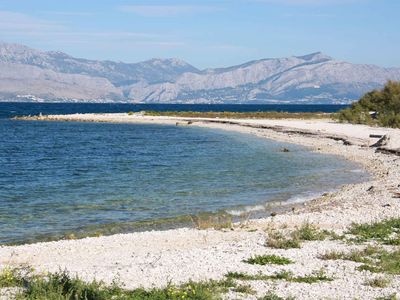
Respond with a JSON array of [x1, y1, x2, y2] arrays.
[[2, 113, 400, 299]]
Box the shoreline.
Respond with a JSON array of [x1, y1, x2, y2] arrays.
[[13, 113, 399, 225], [2, 113, 400, 299]]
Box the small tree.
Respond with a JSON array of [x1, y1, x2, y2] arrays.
[[337, 81, 400, 128]]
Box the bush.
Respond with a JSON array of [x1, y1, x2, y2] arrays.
[[337, 81, 400, 128]]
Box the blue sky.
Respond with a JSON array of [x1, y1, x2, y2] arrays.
[[0, 0, 399, 69]]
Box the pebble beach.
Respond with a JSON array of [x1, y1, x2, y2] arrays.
[[2, 113, 400, 299]]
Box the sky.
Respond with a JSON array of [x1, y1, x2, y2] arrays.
[[0, 0, 399, 69]]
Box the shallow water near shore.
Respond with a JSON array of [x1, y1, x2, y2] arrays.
[[0, 115, 369, 244]]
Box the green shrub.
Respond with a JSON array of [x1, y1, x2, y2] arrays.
[[0, 267, 24, 288], [337, 81, 400, 128]]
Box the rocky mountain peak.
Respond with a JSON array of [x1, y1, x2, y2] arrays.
[[0, 41, 44, 62], [295, 52, 332, 63], [46, 51, 72, 59], [142, 58, 199, 73]]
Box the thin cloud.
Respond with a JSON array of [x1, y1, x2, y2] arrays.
[[0, 10, 65, 32], [54, 34, 184, 47], [0, 10, 180, 45], [117, 5, 221, 17]]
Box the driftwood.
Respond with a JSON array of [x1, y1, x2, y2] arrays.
[[370, 135, 389, 147], [369, 134, 384, 138]]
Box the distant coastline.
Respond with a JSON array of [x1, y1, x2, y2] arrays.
[[0, 102, 349, 120]]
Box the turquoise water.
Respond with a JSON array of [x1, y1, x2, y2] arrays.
[[0, 108, 367, 244]]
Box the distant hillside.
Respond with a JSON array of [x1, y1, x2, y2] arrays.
[[1, 42, 400, 104]]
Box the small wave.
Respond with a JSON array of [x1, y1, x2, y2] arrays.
[[226, 191, 332, 216], [287, 188, 340, 204], [226, 204, 267, 216], [286, 192, 322, 204], [350, 169, 364, 173]]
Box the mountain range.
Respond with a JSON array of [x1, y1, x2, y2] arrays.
[[1, 42, 400, 104]]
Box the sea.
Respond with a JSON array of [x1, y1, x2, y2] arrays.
[[0, 102, 368, 244]]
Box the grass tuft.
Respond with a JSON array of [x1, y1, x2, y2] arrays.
[[319, 250, 343, 261], [0, 267, 25, 288], [269, 269, 333, 284], [265, 231, 301, 249], [225, 272, 267, 281], [289, 269, 333, 284], [319, 246, 400, 275], [225, 269, 333, 284], [348, 218, 400, 244], [258, 292, 295, 300], [232, 284, 256, 295], [375, 294, 398, 300], [293, 223, 328, 241], [244, 254, 293, 265], [364, 276, 391, 288], [190, 213, 232, 230], [265, 222, 333, 249]]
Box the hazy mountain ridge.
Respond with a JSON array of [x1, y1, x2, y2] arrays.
[[1, 42, 400, 103], [0, 42, 199, 85]]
